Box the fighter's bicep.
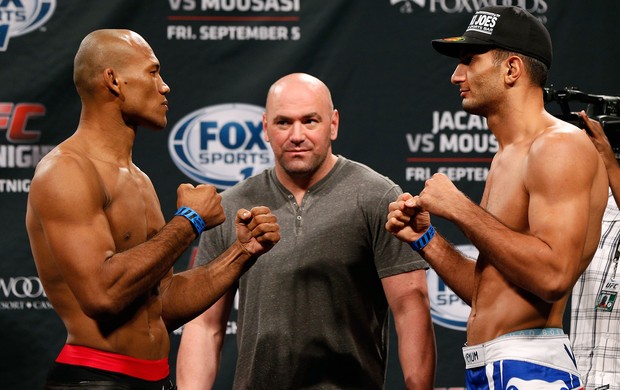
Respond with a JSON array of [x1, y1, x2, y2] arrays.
[[31, 159, 116, 295], [526, 133, 597, 253]]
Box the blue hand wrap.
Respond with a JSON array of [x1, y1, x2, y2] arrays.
[[175, 206, 206, 237], [409, 225, 435, 252]]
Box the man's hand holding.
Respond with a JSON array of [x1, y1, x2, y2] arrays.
[[386, 192, 431, 243], [176, 183, 225, 229], [235, 206, 280, 257], [580, 110, 617, 170]]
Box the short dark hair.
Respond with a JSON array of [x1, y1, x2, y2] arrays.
[[492, 48, 548, 88]]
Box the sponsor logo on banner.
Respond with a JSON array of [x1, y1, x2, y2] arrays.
[[0, 0, 56, 51], [0, 276, 53, 310], [405, 110, 496, 184], [390, 0, 549, 22], [168, 103, 274, 189], [166, 0, 301, 41], [427, 244, 476, 331], [0, 102, 55, 193]]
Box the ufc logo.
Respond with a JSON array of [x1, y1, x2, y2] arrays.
[[0, 103, 45, 143]]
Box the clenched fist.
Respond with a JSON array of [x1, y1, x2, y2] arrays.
[[176, 183, 225, 229], [235, 206, 280, 258]]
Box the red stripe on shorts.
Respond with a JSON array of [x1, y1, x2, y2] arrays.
[[56, 344, 169, 381]]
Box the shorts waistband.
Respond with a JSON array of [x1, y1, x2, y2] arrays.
[[499, 327, 564, 338], [462, 329, 575, 371], [56, 344, 169, 381]]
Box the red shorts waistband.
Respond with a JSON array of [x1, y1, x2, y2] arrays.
[[56, 344, 169, 381]]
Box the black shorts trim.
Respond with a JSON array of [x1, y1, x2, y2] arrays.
[[44, 362, 176, 390]]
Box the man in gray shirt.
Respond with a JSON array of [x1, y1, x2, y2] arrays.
[[177, 73, 436, 389]]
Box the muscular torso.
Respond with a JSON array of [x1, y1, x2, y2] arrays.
[[27, 138, 170, 359], [468, 135, 607, 344]]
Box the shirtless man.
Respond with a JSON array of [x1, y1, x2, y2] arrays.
[[25, 29, 279, 389], [386, 6, 608, 389]]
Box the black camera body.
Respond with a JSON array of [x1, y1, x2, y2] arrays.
[[544, 86, 620, 155]]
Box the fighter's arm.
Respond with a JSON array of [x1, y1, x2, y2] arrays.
[[580, 110, 620, 204], [382, 269, 436, 389], [386, 193, 477, 305], [160, 206, 279, 330], [514, 130, 603, 299], [176, 289, 235, 389], [428, 132, 601, 302], [27, 155, 221, 320]]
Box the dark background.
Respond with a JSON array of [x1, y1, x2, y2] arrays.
[[1, 1, 619, 388]]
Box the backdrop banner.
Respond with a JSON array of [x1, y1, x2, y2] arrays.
[[1, 1, 619, 388]]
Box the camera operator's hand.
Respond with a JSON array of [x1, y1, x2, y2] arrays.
[[580, 110, 620, 207], [579, 110, 617, 169]]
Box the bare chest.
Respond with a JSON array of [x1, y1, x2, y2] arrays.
[[481, 156, 529, 231], [99, 165, 165, 250]]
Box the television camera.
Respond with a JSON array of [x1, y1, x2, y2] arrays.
[[544, 86, 620, 155]]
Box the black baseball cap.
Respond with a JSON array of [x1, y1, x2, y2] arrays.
[[432, 6, 553, 69]]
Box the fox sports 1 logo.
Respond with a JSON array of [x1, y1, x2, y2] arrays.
[[427, 244, 477, 331], [0, 0, 56, 51], [168, 103, 274, 189]]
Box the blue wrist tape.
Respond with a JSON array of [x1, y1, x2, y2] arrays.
[[409, 225, 435, 252], [175, 206, 206, 237]]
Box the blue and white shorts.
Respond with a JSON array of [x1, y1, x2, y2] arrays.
[[463, 329, 583, 389]]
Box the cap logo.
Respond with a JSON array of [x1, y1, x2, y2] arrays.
[[442, 36, 465, 42], [465, 11, 499, 35]]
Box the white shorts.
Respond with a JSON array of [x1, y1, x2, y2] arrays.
[[462, 329, 583, 389]]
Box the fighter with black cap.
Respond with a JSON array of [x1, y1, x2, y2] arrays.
[[386, 6, 607, 389]]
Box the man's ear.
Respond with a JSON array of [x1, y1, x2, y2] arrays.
[[104, 68, 120, 97], [262, 112, 270, 142], [505, 56, 522, 85], [330, 109, 339, 141]]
